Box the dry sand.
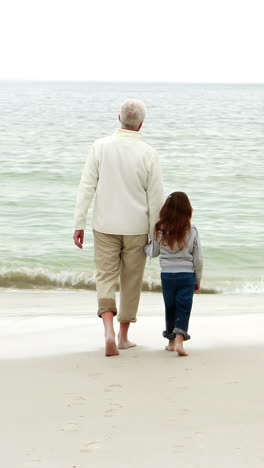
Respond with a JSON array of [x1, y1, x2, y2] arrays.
[[0, 290, 264, 468]]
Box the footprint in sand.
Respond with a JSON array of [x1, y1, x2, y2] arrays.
[[65, 393, 88, 409], [61, 422, 79, 432], [113, 402, 123, 408], [104, 403, 123, 418], [106, 384, 122, 390], [80, 440, 103, 453], [24, 452, 42, 467], [71, 395, 87, 406], [23, 461, 41, 468], [172, 443, 185, 453], [177, 408, 190, 415]]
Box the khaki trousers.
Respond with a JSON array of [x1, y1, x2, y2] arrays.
[[93, 230, 148, 323]]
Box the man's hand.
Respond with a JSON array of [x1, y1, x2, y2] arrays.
[[73, 230, 84, 249], [194, 284, 200, 292]]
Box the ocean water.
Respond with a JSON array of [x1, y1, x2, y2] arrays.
[[1, 81, 264, 293]]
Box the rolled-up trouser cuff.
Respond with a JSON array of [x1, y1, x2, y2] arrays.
[[162, 330, 176, 340], [162, 329, 191, 341], [97, 298, 117, 318], [173, 328, 191, 341], [117, 315, 137, 324]]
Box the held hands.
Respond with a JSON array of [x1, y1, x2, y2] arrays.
[[73, 230, 84, 249], [194, 284, 200, 292]]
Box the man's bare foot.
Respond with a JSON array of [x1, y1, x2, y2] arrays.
[[118, 338, 136, 349], [105, 335, 119, 357], [165, 339, 176, 351], [175, 337, 188, 356], [101, 311, 119, 357], [118, 322, 135, 349]]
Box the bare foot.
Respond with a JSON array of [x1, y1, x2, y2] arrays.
[[165, 339, 176, 351], [175, 340, 188, 356], [118, 322, 135, 349], [118, 339, 136, 349], [105, 335, 119, 357]]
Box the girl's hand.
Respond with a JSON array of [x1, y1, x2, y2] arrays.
[[194, 284, 200, 292]]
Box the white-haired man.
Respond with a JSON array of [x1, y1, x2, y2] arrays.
[[73, 99, 163, 356]]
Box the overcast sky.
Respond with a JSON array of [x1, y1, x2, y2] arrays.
[[1, 0, 263, 82]]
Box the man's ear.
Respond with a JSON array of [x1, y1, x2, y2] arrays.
[[118, 114, 121, 122]]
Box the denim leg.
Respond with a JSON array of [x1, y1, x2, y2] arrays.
[[173, 275, 195, 340], [161, 274, 176, 339]]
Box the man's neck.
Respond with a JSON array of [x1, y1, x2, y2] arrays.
[[121, 126, 139, 132]]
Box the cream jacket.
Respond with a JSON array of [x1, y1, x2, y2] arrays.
[[74, 128, 164, 236]]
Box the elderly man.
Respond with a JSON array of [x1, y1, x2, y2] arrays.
[[73, 99, 163, 356]]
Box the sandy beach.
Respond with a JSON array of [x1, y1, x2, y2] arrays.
[[0, 291, 264, 468]]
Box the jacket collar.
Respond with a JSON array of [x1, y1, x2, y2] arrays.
[[113, 128, 143, 139]]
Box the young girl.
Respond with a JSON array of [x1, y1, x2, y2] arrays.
[[145, 192, 203, 356]]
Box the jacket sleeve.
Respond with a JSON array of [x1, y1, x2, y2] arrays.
[[144, 238, 161, 257], [146, 150, 164, 239], [74, 145, 99, 230], [193, 228, 203, 286]]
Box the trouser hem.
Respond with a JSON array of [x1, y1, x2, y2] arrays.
[[162, 331, 176, 340], [162, 329, 191, 341], [97, 308, 118, 318], [97, 298, 117, 318], [117, 316, 137, 324], [173, 328, 191, 341]]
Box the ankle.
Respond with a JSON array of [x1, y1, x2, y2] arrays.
[[119, 322, 130, 339], [118, 333, 128, 342], [176, 334, 184, 343], [101, 311, 114, 323]]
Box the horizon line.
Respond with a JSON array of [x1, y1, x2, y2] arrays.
[[1, 79, 264, 85]]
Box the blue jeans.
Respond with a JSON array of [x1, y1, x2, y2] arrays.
[[161, 272, 195, 341]]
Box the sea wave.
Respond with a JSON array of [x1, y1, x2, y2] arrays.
[[233, 280, 264, 295], [0, 267, 218, 294]]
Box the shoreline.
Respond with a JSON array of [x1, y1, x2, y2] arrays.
[[1, 289, 263, 317], [1, 270, 263, 294]]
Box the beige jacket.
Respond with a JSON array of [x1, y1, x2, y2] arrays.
[[74, 128, 164, 236]]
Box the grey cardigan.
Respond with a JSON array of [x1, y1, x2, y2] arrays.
[[144, 225, 203, 286]]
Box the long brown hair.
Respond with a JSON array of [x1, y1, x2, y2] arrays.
[[155, 192, 193, 250]]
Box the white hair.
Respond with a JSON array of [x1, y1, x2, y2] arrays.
[[119, 99, 146, 130]]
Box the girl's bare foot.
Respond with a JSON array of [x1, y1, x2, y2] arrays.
[[175, 335, 188, 356], [165, 338, 176, 351]]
